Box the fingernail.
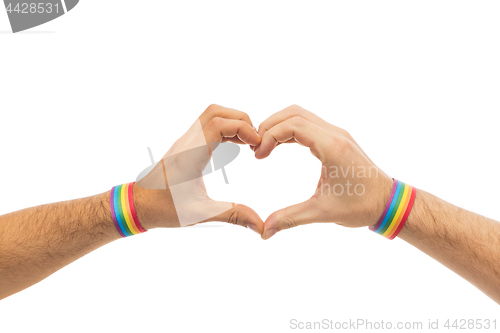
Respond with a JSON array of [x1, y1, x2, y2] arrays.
[[253, 126, 258, 134], [264, 228, 276, 239], [247, 224, 260, 234]]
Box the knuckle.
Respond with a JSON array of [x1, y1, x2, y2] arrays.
[[204, 104, 219, 116], [265, 126, 277, 138], [289, 104, 302, 111], [289, 115, 305, 127], [208, 116, 225, 128], [285, 104, 304, 116], [338, 127, 351, 138], [332, 135, 352, 154]]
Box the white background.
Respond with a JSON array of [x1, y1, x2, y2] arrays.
[[1, 1, 500, 332]]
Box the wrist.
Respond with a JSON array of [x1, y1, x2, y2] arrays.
[[366, 176, 394, 227], [132, 183, 179, 229], [106, 183, 151, 236], [132, 184, 157, 230], [368, 178, 417, 239]]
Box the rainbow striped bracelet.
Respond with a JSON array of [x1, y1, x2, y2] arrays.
[[110, 182, 147, 237], [369, 179, 416, 240]]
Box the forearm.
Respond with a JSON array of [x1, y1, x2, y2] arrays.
[[398, 189, 500, 303], [0, 191, 120, 300], [0, 106, 264, 301]]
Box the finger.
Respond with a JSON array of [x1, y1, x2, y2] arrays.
[[204, 117, 261, 146], [254, 116, 330, 161], [262, 199, 320, 240], [203, 202, 264, 235], [258, 105, 333, 138], [200, 104, 253, 127], [257, 105, 375, 165]]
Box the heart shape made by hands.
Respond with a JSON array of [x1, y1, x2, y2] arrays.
[[135, 105, 392, 240]]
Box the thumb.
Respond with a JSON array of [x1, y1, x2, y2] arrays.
[[263, 199, 320, 240], [202, 201, 264, 235]]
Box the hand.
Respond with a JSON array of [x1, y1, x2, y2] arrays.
[[255, 105, 393, 240], [134, 104, 264, 234]]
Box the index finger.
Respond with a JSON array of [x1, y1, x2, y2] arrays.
[[255, 116, 331, 162], [257, 105, 334, 138], [204, 117, 261, 146], [200, 104, 254, 128], [258, 105, 376, 166]]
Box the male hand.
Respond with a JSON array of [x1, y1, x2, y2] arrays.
[[255, 105, 393, 239], [134, 104, 264, 234]]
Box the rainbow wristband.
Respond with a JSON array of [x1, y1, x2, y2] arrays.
[[369, 179, 416, 240], [110, 182, 147, 237]]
